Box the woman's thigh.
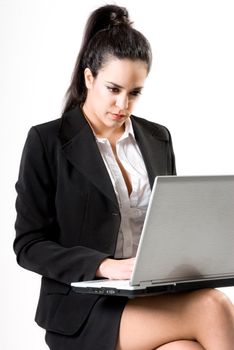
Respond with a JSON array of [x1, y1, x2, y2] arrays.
[[156, 340, 205, 349], [116, 291, 197, 350], [116, 288, 234, 350]]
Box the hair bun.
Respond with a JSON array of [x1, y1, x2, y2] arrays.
[[109, 7, 131, 27]]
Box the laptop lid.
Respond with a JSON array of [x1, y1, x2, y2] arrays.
[[131, 175, 234, 286]]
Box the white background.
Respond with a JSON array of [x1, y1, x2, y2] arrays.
[[1, 0, 234, 349]]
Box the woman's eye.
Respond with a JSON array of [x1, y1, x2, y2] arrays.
[[130, 90, 142, 97], [106, 86, 142, 97], [107, 87, 120, 93]]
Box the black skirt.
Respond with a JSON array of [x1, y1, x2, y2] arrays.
[[45, 295, 128, 350]]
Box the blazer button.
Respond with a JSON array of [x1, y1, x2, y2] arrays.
[[112, 212, 119, 216]]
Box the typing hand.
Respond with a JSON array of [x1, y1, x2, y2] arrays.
[[96, 258, 135, 280]]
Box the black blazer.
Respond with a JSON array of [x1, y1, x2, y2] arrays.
[[14, 106, 176, 335]]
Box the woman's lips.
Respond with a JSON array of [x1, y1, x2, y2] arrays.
[[110, 113, 125, 120]]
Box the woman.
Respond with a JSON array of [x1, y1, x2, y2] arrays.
[[14, 4, 234, 350]]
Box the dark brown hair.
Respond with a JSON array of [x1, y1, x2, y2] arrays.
[[63, 5, 152, 114]]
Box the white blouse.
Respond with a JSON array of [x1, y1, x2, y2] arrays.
[[95, 118, 151, 259]]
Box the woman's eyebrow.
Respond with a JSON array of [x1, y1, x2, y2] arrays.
[[106, 81, 143, 90], [106, 81, 123, 88]]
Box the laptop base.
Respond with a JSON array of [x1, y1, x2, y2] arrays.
[[72, 277, 234, 298]]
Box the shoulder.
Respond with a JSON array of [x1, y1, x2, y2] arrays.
[[31, 117, 61, 140], [26, 117, 62, 152], [131, 115, 171, 142], [21, 118, 62, 172]]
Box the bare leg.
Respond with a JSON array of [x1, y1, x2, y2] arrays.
[[116, 289, 234, 350], [156, 340, 205, 349]]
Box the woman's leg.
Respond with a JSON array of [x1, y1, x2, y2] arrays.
[[156, 340, 205, 349], [116, 288, 234, 350]]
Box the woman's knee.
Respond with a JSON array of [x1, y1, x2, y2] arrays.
[[193, 288, 233, 321]]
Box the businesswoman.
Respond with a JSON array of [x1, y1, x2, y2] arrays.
[[14, 4, 234, 350]]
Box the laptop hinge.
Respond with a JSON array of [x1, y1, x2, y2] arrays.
[[140, 280, 177, 287], [151, 279, 178, 287], [139, 280, 153, 287]]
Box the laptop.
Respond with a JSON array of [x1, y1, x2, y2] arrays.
[[71, 175, 234, 297]]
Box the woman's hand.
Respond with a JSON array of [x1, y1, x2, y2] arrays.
[[96, 258, 135, 280]]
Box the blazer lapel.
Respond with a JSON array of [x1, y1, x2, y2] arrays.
[[59, 106, 119, 208], [59, 107, 170, 204], [131, 116, 169, 189]]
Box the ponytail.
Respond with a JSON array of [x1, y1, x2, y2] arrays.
[[63, 5, 151, 114]]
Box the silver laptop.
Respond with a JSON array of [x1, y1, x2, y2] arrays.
[[71, 175, 234, 297]]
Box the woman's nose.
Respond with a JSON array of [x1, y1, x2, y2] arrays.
[[116, 94, 129, 110]]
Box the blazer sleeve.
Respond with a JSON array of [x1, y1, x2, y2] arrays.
[[14, 127, 109, 285]]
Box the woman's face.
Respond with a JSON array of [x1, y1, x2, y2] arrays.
[[83, 57, 148, 136]]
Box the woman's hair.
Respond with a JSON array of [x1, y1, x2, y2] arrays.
[[62, 5, 152, 113]]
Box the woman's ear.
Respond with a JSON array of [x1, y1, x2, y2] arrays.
[[84, 68, 94, 89]]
